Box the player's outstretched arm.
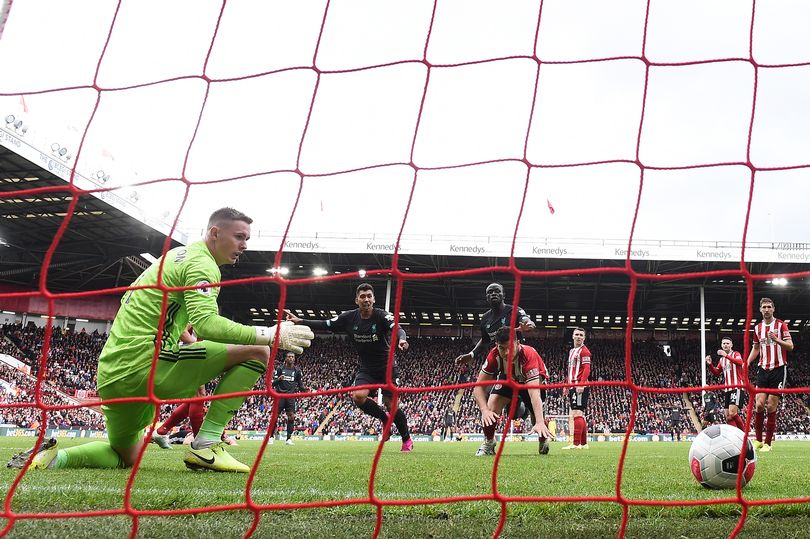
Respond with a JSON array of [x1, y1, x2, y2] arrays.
[[527, 386, 552, 438], [473, 371, 498, 426], [284, 309, 332, 331], [254, 322, 314, 354], [518, 318, 536, 332], [455, 339, 483, 365]]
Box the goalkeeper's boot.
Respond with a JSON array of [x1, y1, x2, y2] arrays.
[[475, 440, 496, 456], [7, 437, 58, 469], [151, 432, 172, 450], [752, 440, 764, 450], [401, 438, 413, 453], [759, 443, 772, 452], [183, 442, 250, 473], [539, 437, 550, 455]]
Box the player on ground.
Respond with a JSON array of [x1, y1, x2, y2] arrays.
[[285, 283, 414, 452], [705, 337, 746, 432], [8, 208, 314, 473], [473, 327, 553, 456], [562, 327, 592, 450], [454, 283, 548, 453], [270, 351, 308, 446], [747, 297, 793, 452]]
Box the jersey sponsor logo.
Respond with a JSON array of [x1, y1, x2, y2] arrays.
[[195, 280, 212, 295], [174, 249, 187, 263]]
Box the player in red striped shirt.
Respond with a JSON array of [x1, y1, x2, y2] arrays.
[[472, 327, 553, 456], [705, 337, 746, 431], [562, 327, 591, 450], [746, 297, 793, 452]]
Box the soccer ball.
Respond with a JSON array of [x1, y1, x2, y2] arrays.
[[689, 424, 756, 489]]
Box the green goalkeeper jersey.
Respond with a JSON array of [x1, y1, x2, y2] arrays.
[[97, 240, 256, 390]]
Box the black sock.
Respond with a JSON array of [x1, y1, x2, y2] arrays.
[[393, 408, 410, 441], [286, 418, 295, 440], [358, 398, 388, 421]]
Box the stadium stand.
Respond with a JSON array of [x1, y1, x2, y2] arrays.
[[2, 325, 807, 438]]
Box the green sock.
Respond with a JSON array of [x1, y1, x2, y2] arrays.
[[197, 360, 266, 443], [53, 441, 123, 469]]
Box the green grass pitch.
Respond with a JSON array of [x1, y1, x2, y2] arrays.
[[1, 438, 808, 538]]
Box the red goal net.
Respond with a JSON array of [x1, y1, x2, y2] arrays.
[[1, 1, 809, 537]]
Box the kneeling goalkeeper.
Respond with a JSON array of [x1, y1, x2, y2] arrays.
[[8, 208, 313, 473]]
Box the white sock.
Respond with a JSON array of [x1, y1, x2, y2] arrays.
[[190, 436, 216, 450]]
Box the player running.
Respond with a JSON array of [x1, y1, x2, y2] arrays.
[[285, 283, 413, 452]]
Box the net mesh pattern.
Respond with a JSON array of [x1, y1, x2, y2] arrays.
[[1, 1, 809, 538]]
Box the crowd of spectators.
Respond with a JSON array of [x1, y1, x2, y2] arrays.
[[2, 321, 808, 438], [0, 361, 104, 430]]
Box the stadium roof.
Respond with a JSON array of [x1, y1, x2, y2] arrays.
[[2, 2, 810, 329], [3, 143, 810, 331], [3, 2, 810, 265]]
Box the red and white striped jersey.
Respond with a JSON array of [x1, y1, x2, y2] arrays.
[[751, 319, 791, 370], [717, 351, 744, 386], [567, 345, 592, 384]]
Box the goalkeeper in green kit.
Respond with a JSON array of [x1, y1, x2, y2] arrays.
[[8, 208, 313, 473]]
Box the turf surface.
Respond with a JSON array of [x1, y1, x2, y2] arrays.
[[1, 438, 808, 538]]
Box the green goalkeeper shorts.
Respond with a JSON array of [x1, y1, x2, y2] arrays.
[[98, 340, 229, 449]]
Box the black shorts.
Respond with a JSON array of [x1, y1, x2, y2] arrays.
[[568, 387, 590, 411], [490, 384, 532, 417], [277, 397, 297, 414], [724, 389, 746, 408], [755, 365, 787, 394], [491, 384, 543, 418], [491, 374, 547, 400], [353, 368, 400, 398]]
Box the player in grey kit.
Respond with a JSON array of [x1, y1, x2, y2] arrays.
[[286, 283, 413, 452], [271, 351, 308, 445]]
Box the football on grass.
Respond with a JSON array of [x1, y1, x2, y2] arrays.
[[689, 424, 756, 489]]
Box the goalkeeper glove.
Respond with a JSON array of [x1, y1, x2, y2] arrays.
[[254, 321, 314, 354]]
